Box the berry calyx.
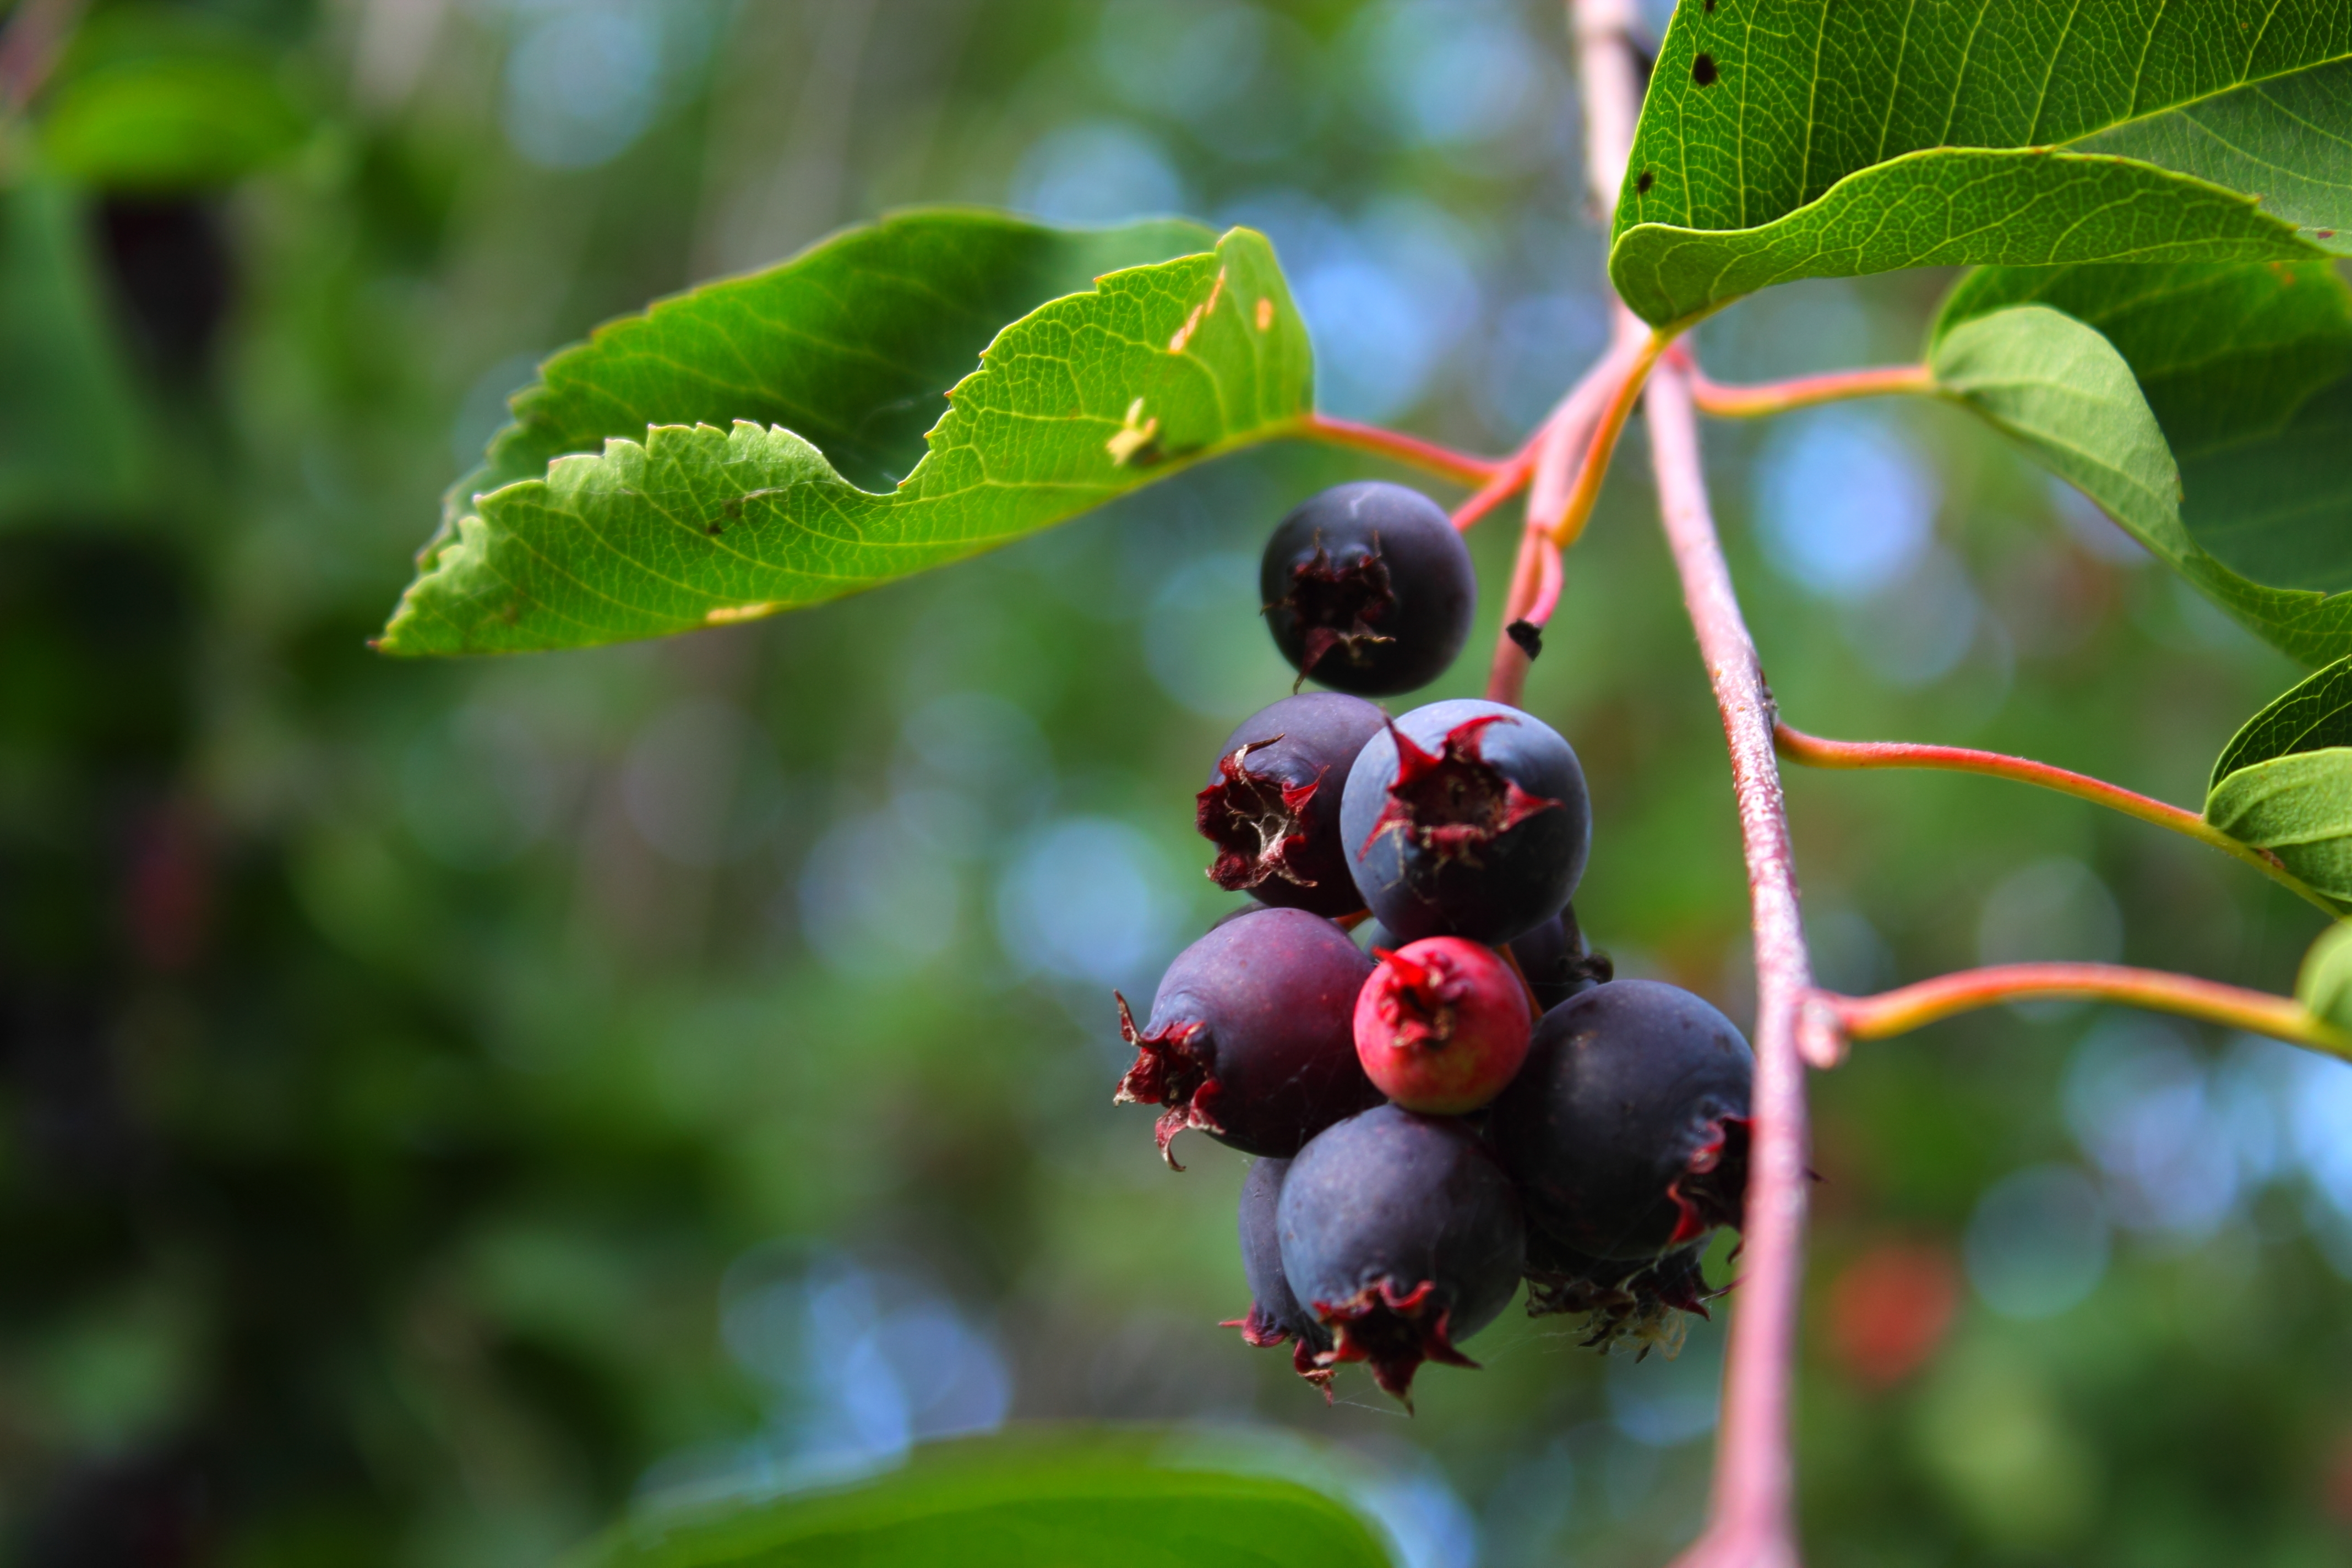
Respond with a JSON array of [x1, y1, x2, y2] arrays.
[[1353, 938, 1532, 1114], [1487, 979, 1754, 1261], [1276, 1104, 1524, 1408], [1261, 482, 1476, 696], [1523, 1230, 1724, 1358], [1340, 699, 1592, 945], [1222, 1156, 1335, 1396], [1114, 907, 1380, 1167], [1195, 693, 1384, 919]]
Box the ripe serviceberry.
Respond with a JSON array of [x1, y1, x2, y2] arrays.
[[1488, 980, 1752, 1261], [1339, 699, 1591, 945], [1261, 481, 1474, 696], [1224, 1157, 1334, 1394], [1115, 907, 1380, 1167], [1507, 905, 1613, 1012], [1353, 938, 1532, 1114], [1523, 1228, 1721, 1357], [1277, 1104, 1525, 1406], [1196, 693, 1385, 918]]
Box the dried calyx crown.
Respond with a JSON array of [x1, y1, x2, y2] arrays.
[[1271, 534, 1395, 686], [1196, 735, 1323, 891], [1364, 712, 1560, 864]]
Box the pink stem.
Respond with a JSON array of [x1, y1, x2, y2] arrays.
[[1297, 412, 1504, 487], [1651, 358, 1812, 1568], [1481, 331, 1645, 705]]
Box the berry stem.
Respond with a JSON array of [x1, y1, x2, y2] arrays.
[[1821, 964, 2352, 1060], [1774, 721, 2339, 916], [1294, 413, 1505, 488], [1679, 350, 1937, 418], [1482, 326, 1653, 705]]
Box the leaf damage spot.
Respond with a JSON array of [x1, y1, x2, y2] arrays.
[[1255, 297, 1275, 331], [1692, 52, 1718, 86], [1106, 397, 1161, 467], [1636, 170, 1655, 195], [1169, 268, 1228, 353], [704, 602, 775, 625]]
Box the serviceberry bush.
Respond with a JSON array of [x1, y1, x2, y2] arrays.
[[353, 0, 2352, 1562]]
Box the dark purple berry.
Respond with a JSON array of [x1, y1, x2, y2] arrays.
[[1339, 699, 1591, 945], [1261, 481, 1475, 696], [1276, 1104, 1525, 1407], [1196, 693, 1385, 918], [1508, 906, 1612, 1012], [1523, 1227, 1721, 1357], [1488, 980, 1752, 1261], [1114, 907, 1380, 1167], [1223, 1156, 1335, 1395]]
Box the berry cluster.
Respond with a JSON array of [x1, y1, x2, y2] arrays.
[[1115, 481, 1756, 1407]]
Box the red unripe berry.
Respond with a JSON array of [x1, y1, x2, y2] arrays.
[[1353, 938, 1532, 1114]]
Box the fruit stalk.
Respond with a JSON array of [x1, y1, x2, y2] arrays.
[[1773, 721, 2339, 916], [1295, 412, 1505, 488], [1647, 355, 1813, 1568], [1821, 963, 2352, 1060], [1482, 324, 1652, 705]]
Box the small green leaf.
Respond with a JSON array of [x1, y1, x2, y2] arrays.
[[0, 179, 149, 520], [39, 57, 306, 188], [2213, 656, 2352, 789], [1611, 149, 2318, 327], [2205, 749, 2352, 902], [1608, 0, 2352, 325], [2297, 921, 2352, 1031], [383, 212, 1311, 656], [2078, 59, 2352, 255], [1935, 259, 2352, 662], [579, 1429, 1394, 1568]]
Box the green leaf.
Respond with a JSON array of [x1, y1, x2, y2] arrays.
[[579, 1429, 1393, 1568], [382, 211, 1311, 656], [1609, 0, 2352, 325], [1612, 149, 2317, 327], [2214, 656, 2352, 789], [1935, 259, 2352, 662], [2078, 58, 2352, 255], [38, 55, 308, 188], [0, 179, 149, 520], [2204, 749, 2352, 902], [1926, 303, 2182, 558], [2297, 921, 2352, 1031]]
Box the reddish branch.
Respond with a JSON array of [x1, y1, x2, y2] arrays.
[[1648, 361, 1812, 1568], [1556, 1, 1812, 1562], [1821, 964, 2352, 1059], [1774, 721, 2334, 914]]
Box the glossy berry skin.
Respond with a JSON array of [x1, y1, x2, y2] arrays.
[[1507, 906, 1612, 1013], [1197, 693, 1385, 918], [1224, 1157, 1335, 1393], [1115, 908, 1380, 1168], [1488, 980, 1753, 1261], [1261, 481, 1475, 696], [1340, 699, 1591, 945], [1353, 938, 1532, 1114], [1277, 1104, 1525, 1406]]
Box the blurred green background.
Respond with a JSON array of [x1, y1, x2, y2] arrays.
[[5, 1, 2352, 1565]]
